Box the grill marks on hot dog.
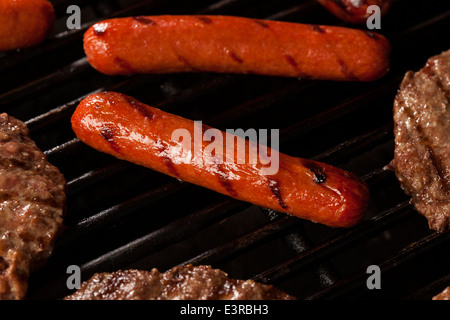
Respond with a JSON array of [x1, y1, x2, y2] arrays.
[[124, 95, 155, 121], [251, 18, 310, 78], [216, 163, 238, 198], [303, 160, 328, 185], [114, 57, 136, 73], [155, 141, 180, 179], [72, 92, 370, 228], [133, 16, 156, 25], [268, 178, 288, 210], [197, 16, 213, 24], [306, 24, 359, 81], [100, 126, 118, 150], [83, 15, 390, 81]]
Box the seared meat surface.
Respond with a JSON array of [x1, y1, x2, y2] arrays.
[[64, 264, 295, 300], [433, 286, 450, 300], [392, 50, 450, 232], [0, 113, 66, 300]]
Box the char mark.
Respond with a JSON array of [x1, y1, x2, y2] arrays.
[[284, 54, 307, 78], [426, 146, 450, 193], [0, 156, 32, 171], [133, 16, 156, 25], [0, 257, 8, 274], [365, 31, 378, 39], [336, 58, 359, 81], [402, 102, 449, 192], [178, 55, 198, 71], [302, 160, 327, 184], [268, 178, 288, 209], [228, 51, 243, 64], [156, 142, 179, 178], [309, 24, 325, 33], [424, 62, 450, 104], [254, 19, 269, 28], [197, 16, 212, 24], [284, 54, 298, 68], [114, 57, 135, 73], [100, 126, 121, 153], [124, 96, 155, 120], [216, 164, 237, 197]]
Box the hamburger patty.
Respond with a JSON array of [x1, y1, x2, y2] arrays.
[[64, 264, 295, 300], [0, 113, 66, 300], [392, 49, 450, 232]]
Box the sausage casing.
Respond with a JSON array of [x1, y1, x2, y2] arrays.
[[0, 0, 55, 51], [71, 92, 370, 228], [83, 15, 391, 81]]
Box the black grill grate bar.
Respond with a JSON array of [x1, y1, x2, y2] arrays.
[[311, 122, 394, 165], [0, 57, 90, 110], [406, 273, 450, 300], [66, 161, 133, 195], [55, 179, 187, 249], [251, 201, 414, 286], [24, 73, 161, 132], [196, 0, 257, 14], [264, 0, 323, 21], [278, 78, 401, 147], [44, 137, 81, 159], [178, 213, 301, 267], [306, 231, 450, 300], [205, 80, 319, 129], [77, 198, 249, 274], [389, 9, 450, 43]]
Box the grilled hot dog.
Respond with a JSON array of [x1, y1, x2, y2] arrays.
[[71, 92, 370, 228], [316, 0, 392, 24], [0, 0, 55, 51], [83, 15, 391, 81]]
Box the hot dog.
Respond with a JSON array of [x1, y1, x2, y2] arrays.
[[83, 15, 391, 81], [0, 0, 55, 51], [315, 0, 392, 24], [71, 91, 370, 228]]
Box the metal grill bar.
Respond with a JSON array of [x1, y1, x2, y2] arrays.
[[307, 231, 450, 300]]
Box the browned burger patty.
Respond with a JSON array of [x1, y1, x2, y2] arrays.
[[0, 113, 66, 300], [64, 264, 296, 300], [392, 49, 450, 232], [433, 286, 450, 300]]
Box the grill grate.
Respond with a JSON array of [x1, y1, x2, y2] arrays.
[[0, 0, 449, 300]]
